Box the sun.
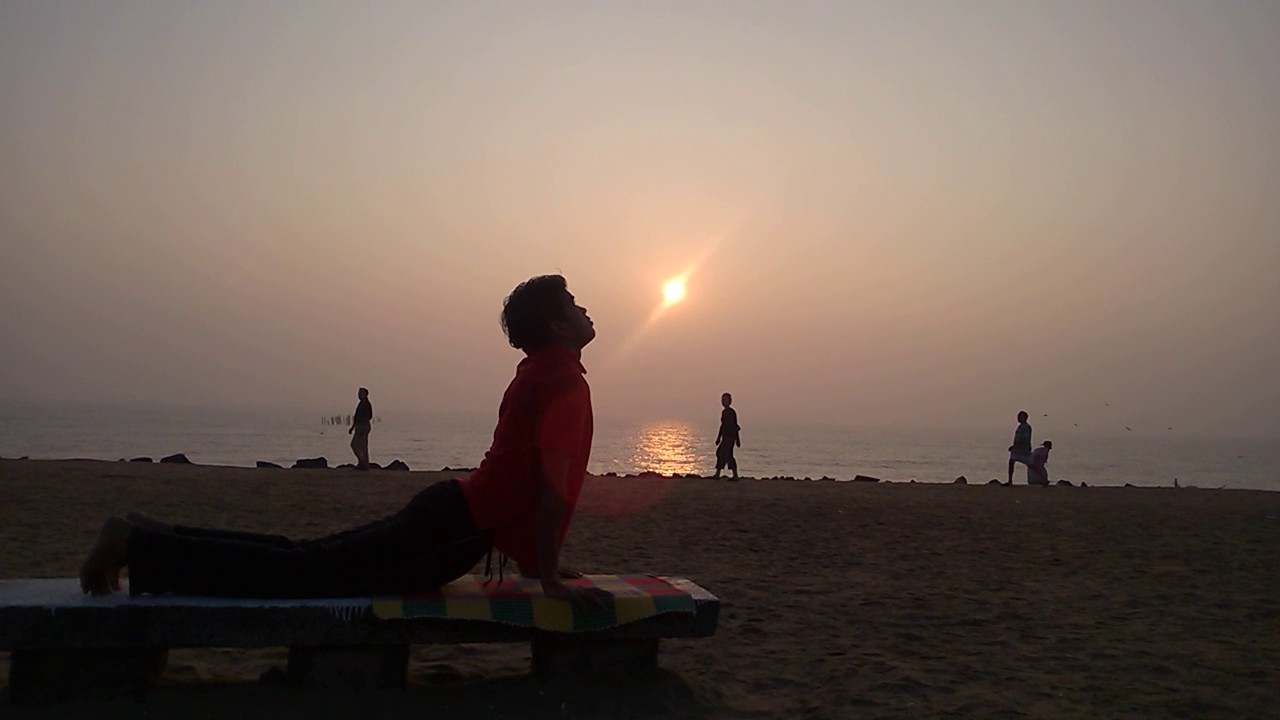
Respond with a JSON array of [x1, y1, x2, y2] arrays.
[[662, 277, 687, 306]]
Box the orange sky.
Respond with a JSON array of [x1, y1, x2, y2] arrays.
[[2, 1, 1277, 436]]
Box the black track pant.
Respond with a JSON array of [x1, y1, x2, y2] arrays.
[[128, 479, 492, 598]]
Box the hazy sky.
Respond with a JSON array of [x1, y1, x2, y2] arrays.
[[2, 1, 1277, 436]]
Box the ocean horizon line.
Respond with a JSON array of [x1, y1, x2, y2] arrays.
[[1, 456, 1269, 493]]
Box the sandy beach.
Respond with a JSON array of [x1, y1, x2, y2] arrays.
[[2, 459, 1278, 719]]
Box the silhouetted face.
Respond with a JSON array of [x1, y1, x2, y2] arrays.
[[550, 291, 595, 349], [721, 393, 732, 408], [358, 388, 369, 400], [1017, 411, 1028, 423]]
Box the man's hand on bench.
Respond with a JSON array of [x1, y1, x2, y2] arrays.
[[519, 563, 609, 607], [79, 516, 131, 596], [517, 563, 584, 580], [541, 578, 612, 610]]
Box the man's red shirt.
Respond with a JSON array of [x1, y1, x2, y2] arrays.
[[458, 344, 593, 570]]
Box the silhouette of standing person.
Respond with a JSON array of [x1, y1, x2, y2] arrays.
[[349, 387, 373, 470], [1007, 410, 1033, 485], [714, 392, 741, 480]]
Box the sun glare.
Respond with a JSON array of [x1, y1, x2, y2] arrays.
[[602, 232, 730, 367], [663, 278, 687, 306]]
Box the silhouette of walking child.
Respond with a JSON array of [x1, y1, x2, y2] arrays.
[[714, 392, 741, 480]]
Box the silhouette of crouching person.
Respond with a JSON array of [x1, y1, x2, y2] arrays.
[[1027, 440, 1052, 486]]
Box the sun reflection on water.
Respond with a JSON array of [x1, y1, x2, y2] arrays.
[[629, 421, 700, 476]]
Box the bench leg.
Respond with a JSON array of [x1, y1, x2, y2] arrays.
[[531, 637, 659, 681], [8, 647, 168, 704], [286, 645, 409, 689]]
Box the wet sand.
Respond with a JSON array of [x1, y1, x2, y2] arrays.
[[2, 459, 1278, 718]]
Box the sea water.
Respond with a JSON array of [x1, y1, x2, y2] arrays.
[[0, 402, 1275, 491]]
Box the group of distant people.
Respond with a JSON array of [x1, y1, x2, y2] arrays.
[[344, 388, 745, 479], [348, 393, 1051, 489], [1008, 410, 1052, 485], [720, 404, 1055, 486], [348, 387, 1045, 490]]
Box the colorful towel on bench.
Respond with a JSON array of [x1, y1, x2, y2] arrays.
[[372, 574, 696, 632]]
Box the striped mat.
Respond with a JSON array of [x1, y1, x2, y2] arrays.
[[372, 574, 696, 632]]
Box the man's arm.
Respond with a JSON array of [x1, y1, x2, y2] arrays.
[[535, 448, 609, 607], [530, 380, 608, 607], [535, 449, 571, 584]]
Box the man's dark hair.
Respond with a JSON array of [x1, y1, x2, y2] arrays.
[[501, 274, 569, 351]]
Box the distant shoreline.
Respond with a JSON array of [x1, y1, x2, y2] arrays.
[[0, 456, 1266, 492]]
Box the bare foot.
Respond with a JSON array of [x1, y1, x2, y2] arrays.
[[79, 516, 132, 596], [125, 510, 173, 534]]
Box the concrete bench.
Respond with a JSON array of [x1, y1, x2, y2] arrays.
[[0, 577, 719, 704]]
